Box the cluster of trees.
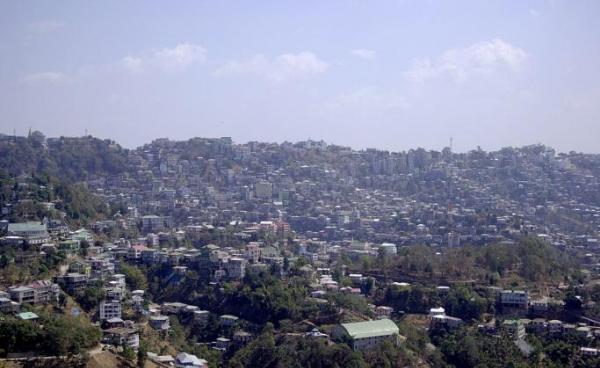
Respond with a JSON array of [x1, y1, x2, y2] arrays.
[[0, 171, 109, 225], [143, 266, 312, 327], [120, 262, 149, 291], [0, 246, 67, 285], [0, 312, 101, 357], [377, 284, 489, 320], [0, 132, 130, 181], [386, 237, 579, 285], [432, 328, 529, 368], [431, 327, 600, 368], [479, 237, 578, 283], [73, 282, 106, 311], [220, 272, 309, 325], [228, 323, 413, 368], [0, 133, 129, 225]]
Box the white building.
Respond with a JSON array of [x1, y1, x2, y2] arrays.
[[379, 243, 397, 255], [175, 352, 208, 368], [429, 307, 446, 317]]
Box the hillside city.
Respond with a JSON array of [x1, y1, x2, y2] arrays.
[[1, 131, 600, 367]]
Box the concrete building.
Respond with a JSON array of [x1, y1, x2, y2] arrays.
[[244, 242, 261, 263], [219, 314, 239, 327], [9, 286, 34, 304], [379, 243, 397, 255], [0, 296, 20, 313], [99, 300, 122, 320], [175, 352, 208, 368], [332, 319, 401, 351], [54, 272, 88, 292], [430, 315, 463, 330], [102, 327, 139, 350], [225, 257, 246, 280], [429, 307, 446, 317], [9, 280, 59, 305], [375, 305, 393, 319], [149, 315, 170, 330], [255, 181, 273, 200], [500, 290, 529, 309], [6, 222, 50, 245], [194, 310, 210, 323]]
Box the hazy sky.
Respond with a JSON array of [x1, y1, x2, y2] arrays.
[[1, 1, 599, 152]]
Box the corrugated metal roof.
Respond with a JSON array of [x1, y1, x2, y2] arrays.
[[341, 319, 399, 339], [17, 312, 39, 320], [8, 222, 46, 232]]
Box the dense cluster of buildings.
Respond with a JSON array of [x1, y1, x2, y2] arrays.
[[2, 136, 600, 362]]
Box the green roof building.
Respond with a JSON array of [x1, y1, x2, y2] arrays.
[[333, 319, 401, 351], [17, 311, 39, 321], [7, 222, 50, 244]]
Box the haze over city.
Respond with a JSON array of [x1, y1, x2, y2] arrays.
[[1, 1, 600, 152], [4, 2, 600, 367]]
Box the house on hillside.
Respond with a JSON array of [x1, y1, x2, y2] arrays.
[[332, 319, 402, 351]]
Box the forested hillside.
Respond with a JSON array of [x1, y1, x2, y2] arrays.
[[0, 131, 130, 181]]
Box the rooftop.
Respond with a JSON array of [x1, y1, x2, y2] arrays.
[[340, 318, 399, 339], [17, 312, 39, 320], [8, 222, 46, 233]]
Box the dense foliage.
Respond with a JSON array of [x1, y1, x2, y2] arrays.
[[228, 324, 367, 368], [0, 312, 101, 357], [0, 170, 109, 225], [379, 237, 579, 286], [0, 133, 129, 181]]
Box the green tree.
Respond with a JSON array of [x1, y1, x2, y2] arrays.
[[120, 263, 148, 290]]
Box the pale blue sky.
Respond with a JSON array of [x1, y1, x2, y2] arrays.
[[1, 1, 599, 152]]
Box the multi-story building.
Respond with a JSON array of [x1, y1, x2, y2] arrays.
[[499, 290, 529, 309], [127, 244, 147, 262], [140, 215, 171, 233], [149, 315, 170, 330], [430, 315, 463, 330], [225, 257, 246, 280], [99, 300, 122, 320], [0, 296, 20, 313], [102, 327, 139, 350], [175, 352, 208, 368], [374, 305, 393, 319], [255, 181, 273, 200], [244, 243, 261, 263], [90, 257, 115, 280], [379, 243, 397, 255], [332, 319, 401, 352], [141, 248, 160, 265], [6, 222, 50, 245], [9, 280, 59, 304], [54, 273, 88, 292], [9, 286, 35, 304]]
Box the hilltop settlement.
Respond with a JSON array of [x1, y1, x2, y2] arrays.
[[1, 132, 600, 367]]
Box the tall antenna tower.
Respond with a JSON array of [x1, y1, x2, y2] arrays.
[[450, 137, 453, 152]]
